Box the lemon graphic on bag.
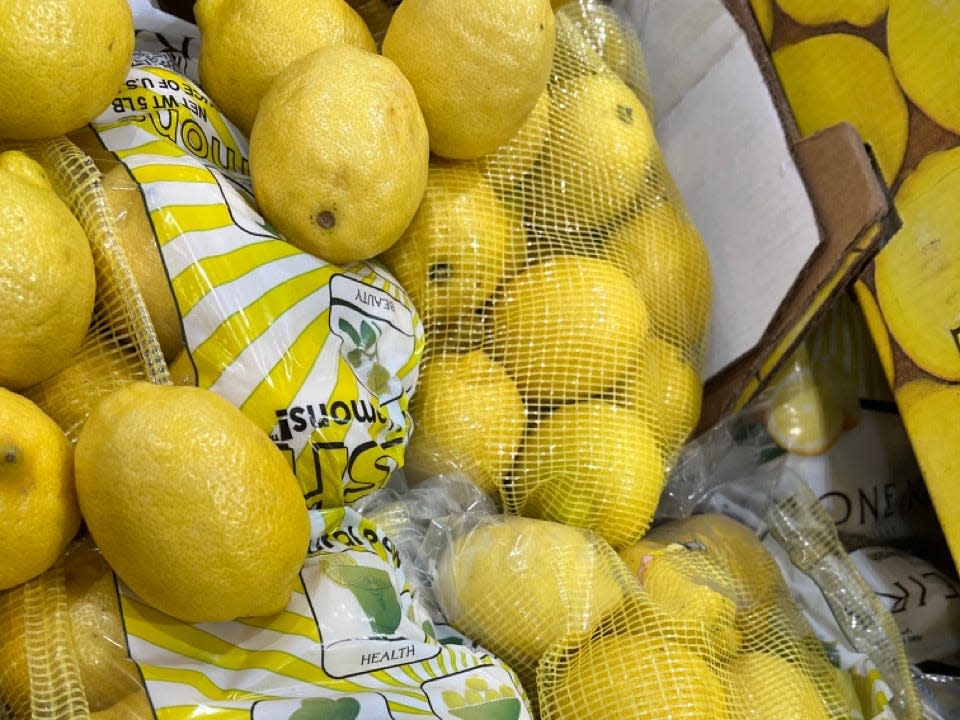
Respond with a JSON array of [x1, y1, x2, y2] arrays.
[[382, 0, 556, 159], [250, 44, 429, 265], [0, 151, 96, 390], [195, 0, 376, 136], [0, 0, 134, 139], [442, 677, 522, 720]]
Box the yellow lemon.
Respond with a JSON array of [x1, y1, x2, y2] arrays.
[[772, 33, 908, 186], [0, 388, 80, 590], [382, 0, 556, 159], [509, 400, 664, 550], [24, 346, 139, 442], [0, 0, 133, 139], [404, 350, 526, 497], [874, 147, 960, 381], [548, 635, 728, 719], [477, 87, 552, 197], [195, 0, 376, 137], [525, 72, 658, 235], [604, 201, 712, 354], [64, 540, 143, 711], [250, 44, 429, 265], [74, 382, 311, 623], [101, 164, 184, 362], [729, 652, 832, 720], [766, 372, 844, 456], [0, 151, 96, 390], [777, 0, 888, 27], [435, 515, 626, 694], [380, 160, 525, 323], [490, 255, 648, 404], [888, 0, 960, 135], [623, 339, 704, 459]]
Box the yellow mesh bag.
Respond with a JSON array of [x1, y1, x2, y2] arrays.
[[539, 524, 858, 720], [384, 1, 711, 552], [0, 138, 165, 717], [0, 137, 169, 443]]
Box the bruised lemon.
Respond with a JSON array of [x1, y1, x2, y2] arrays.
[[382, 0, 556, 159]]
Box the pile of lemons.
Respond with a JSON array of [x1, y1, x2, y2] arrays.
[[0, 0, 716, 716]]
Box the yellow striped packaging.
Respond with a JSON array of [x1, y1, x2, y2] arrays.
[[87, 59, 425, 510]]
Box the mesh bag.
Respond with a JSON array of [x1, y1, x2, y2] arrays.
[[382, 1, 711, 552], [419, 503, 872, 718], [0, 136, 169, 442]]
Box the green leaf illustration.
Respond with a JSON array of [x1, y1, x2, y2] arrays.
[[290, 697, 361, 720], [347, 348, 363, 368], [359, 319, 377, 350], [338, 317, 361, 346]]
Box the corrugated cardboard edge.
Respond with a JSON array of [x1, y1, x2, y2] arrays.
[[697, 1, 900, 433]]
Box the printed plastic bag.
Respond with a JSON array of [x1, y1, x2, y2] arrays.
[[76, 54, 424, 509], [0, 509, 533, 719]]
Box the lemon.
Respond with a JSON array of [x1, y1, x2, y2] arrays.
[[380, 161, 524, 324], [874, 147, 960, 381], [729, 652, 832, 720], [64, 539, 143, 711], [604, 201, 712, 353], [74, 382, 311, 623], [0, 388, 80, 590], [765, 367, 845, 457], [509, 400, 663, 550], [382, 0, 556, 159], [638, 544, 741, 662], [0, 0, 134, 139], [250, 44, 429, 266], [435, 515, 625, 694], [772, 33, 908, 186], [24, 346, 138, 441], [490, 255, 648, 404], [404, 350, 526, 497], [0, 151, 96, 390], [623, 339, 703, 459], [195, 0, 376, 137], [477, 87, 552, 197], [557, 1, 654, 112], [548, 635, 728, 719], [525, 72, 657, 235], [888, 0, 960, 135], [101, 164, 183, 362]]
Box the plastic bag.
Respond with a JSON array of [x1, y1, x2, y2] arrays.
[[0, 508, 533, 719], [76, 54, 424, 510], [386, 0, 710, 554]]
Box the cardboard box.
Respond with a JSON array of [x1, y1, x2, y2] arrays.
[[759, 3, 960, 573], [632, 0, 899, 432]]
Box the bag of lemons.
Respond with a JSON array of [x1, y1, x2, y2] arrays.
[[0, 509, 534, 720], [383, 0, 710, 553], [72, 53, 424, 510]]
